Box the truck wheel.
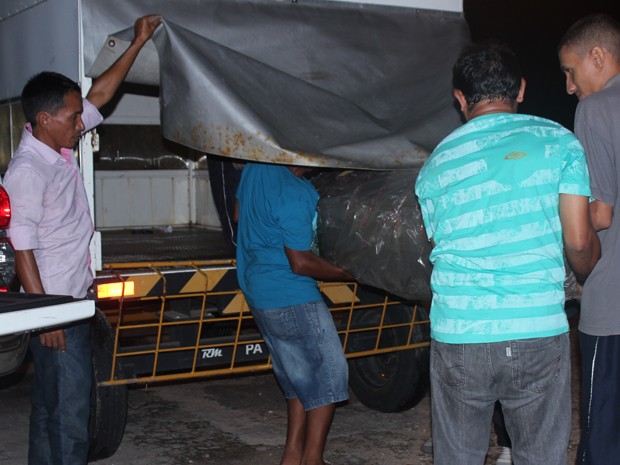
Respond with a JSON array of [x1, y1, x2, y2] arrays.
[[347, 303, 430, 413], [88, 310, 128, 461]]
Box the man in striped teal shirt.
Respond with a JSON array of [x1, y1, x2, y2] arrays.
[[415, 42, 600, 465]]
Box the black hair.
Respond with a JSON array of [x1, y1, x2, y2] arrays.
[[21, 72, 81, 126], [452, 41, 522, 109], [558, 13, 620, 61]]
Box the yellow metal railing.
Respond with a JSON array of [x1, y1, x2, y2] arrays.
[[96, 261, 430, 387]]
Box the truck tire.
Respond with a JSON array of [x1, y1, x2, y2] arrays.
[[348, 303, 430, 413], [88, 310, 128, 461]]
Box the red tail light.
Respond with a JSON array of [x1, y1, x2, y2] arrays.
[[0, 186, 10, 229]]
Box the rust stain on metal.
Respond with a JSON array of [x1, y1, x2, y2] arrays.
[[177, 124, 322, 166], [174, 123, 374, 168]]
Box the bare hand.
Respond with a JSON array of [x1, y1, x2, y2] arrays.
[[134, 14, 162, 46], [39, 329, 66, 351]]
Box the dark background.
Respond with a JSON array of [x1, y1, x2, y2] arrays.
[[463, 0, 620, 130]]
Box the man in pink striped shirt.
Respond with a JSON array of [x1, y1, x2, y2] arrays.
[[3, 15, 161, 465]]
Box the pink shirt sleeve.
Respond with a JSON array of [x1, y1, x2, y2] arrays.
[[5, 167, 45, 250], [82, 98, 104, 132]]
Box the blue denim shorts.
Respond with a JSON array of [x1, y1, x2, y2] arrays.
[[251, 300, 349, 410]]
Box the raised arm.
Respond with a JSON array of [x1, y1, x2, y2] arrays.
[[285, 247, 354, 282], [86, 14, 162, 109], [559, 193, 601, 282]]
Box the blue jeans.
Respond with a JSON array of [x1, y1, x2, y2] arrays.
[[251, 300, 349, 410], [29, 321, 92, 465], [430, 334, 571, 465]]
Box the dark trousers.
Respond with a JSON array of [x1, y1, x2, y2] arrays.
[[29, 321, 92, 465], [207, 157, 243, 250], [577, 331, 620, 465]]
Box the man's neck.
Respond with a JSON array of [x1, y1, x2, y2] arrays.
[[466, 99, 517, 121], [289, 166, 311, 178], [602, 67, 620, 88]]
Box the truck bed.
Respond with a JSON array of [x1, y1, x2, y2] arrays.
[[100, 227, 233, 264]]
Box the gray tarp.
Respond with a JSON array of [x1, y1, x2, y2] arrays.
[[83, 1, 582, 303], [84, 0, 469, 169]]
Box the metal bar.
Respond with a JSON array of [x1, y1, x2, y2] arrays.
[[188, 264, 209, 375], [99, 341, 430, 387], [150, 265, 167, 378], [102, 259, 236, 269], [97, 261, 430, 387]]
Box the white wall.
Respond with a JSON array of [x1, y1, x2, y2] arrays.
[[94, 168, 221, 229]]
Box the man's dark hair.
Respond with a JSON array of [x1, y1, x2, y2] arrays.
[[452, 42, 522, 109], [558, 13, 620, 61], [21, 72, 81, 126]]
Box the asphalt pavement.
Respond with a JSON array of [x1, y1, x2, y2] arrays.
[[0, 328, 583, 465]]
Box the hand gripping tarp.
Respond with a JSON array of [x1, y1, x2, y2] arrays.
[[84, 0, 470, 169]]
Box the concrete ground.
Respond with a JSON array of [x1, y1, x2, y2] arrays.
[[0, 327, 582, 465]]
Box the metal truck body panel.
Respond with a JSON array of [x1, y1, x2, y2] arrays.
[[0, 0, 80, 101]]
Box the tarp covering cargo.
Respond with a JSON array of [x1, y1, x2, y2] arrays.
[[84, 0, 469, 169]]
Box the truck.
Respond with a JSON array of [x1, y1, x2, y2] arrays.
[[0, 0, 469, 459], [0, 183, 95, 374]]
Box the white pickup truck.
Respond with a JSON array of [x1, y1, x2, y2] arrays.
[[0, 183, 95, 375]]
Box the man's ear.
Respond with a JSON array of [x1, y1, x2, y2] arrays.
[[35, 111, 50, 129], [453, 88, 468, 115], [591, 46, 605, 69], [516, 78, 526, 103]]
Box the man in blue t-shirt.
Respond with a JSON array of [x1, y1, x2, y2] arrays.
[[415, 43, 600, 465], [236, 162, 352, 465]]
